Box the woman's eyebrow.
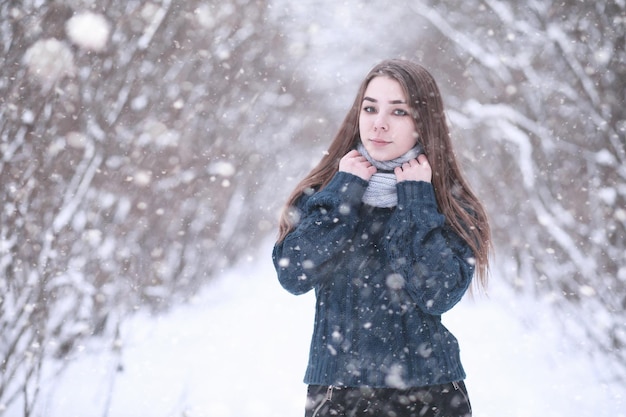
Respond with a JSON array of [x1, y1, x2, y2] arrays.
[[363, 96, 407, 104]]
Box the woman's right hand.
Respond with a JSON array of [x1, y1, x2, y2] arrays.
[[339, 150, 377, 181]]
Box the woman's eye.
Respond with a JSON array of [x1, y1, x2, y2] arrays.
[[394, 109, 409, 116], [363, 106, 376, 113]]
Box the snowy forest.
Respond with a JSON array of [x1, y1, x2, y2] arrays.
[[0, 0, 624, 415]]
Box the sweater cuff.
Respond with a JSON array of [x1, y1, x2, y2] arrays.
[[396, 181, 438, 209], [323, 171, 368, 207]]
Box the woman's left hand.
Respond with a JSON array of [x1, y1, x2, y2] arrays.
[[394, 153, 432, 183]]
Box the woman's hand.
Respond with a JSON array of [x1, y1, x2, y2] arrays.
[[394, 153, 432, 183], [339, 150, 377, 181]]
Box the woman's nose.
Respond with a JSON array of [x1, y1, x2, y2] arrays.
[[374, 115, 388, 131]]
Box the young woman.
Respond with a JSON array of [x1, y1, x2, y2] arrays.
[[272, 59, 491, 417]]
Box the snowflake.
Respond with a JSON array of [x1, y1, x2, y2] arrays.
[[66, 12, 111, 52], [23, 38, 76, 91]]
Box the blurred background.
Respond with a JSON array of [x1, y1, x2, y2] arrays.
[[1, 0, 624, 415]]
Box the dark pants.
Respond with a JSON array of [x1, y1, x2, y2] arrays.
[[305, 382, 472, 417]]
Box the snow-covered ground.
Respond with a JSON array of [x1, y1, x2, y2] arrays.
[[37, 239, 623, 417]]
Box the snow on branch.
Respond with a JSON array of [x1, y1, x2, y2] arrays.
[[52, 151, 103, 233], [137, 0, 171, 50], [409, 3, 512, 83], [530, 197, 597, 278], [463, 100, 537, 188], [546, 23, 601, 108]]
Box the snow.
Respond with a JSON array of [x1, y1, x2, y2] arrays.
[[208, 161, 237, 177], [66, 12, 111, 52], [35, 239, 623, 417], [23, 38, 75, 90]]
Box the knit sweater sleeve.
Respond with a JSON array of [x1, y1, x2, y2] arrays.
[[272, 171, 367, 295], [383, 180, 475, 315]]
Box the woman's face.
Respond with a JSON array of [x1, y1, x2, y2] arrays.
[[358, 76, 418, 161]]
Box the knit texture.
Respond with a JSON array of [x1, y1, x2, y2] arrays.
[[273, 172, 475, 388], [357, 142, 424, 208]]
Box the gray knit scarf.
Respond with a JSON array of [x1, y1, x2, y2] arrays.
[[357, 142, 424, 207]]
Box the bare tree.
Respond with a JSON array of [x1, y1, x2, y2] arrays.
[[0, 0, 324, 413]]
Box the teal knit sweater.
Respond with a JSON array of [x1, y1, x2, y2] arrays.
[[272, 171, 475, 388]]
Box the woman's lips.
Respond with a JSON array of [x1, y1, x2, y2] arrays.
[[369, 138, 390, 146]]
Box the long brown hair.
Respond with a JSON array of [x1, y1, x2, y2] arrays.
[[277, 59, 491, 290]]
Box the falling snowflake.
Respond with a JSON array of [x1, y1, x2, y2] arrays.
[[65, 12, 111, 52], [208, 161, 236, 177], [23, 38, 76, 91]]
